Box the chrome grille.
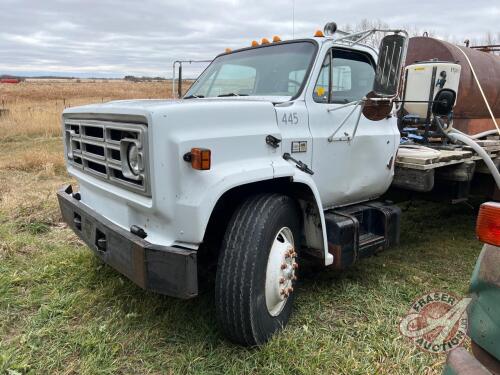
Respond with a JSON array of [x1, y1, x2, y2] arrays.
[[64, 119, 150, 196]]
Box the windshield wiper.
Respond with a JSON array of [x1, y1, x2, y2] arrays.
[[217, 93, 249, 97], [184, 94, 204, 99]]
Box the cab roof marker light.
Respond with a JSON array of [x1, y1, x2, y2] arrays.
[[261, 38, 270, 45], [314, 30, 325, 37], [476, 202, 500, 246], [225, 48, 232, 53], [272, 35, 281, 42], [251, 40, 259, 47]]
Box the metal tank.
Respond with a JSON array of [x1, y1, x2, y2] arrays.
[[405, 36, 500, 135]]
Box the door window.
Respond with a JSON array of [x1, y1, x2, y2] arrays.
[[313, 49, 375, 104]]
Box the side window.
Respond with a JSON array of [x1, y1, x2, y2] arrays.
[[313, 54, 331, 103], [313, 49, 375, 104], [333, 66, 352, 91]]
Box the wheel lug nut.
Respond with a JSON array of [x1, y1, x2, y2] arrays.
[[279, 277, 285, 284], [280, 289, 286, 295], [281, 264, 287, 270], [287, 287, 294, 294]]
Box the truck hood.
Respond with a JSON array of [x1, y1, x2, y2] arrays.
[[63, 96, 291, 114], [63, 95, 283, 247]]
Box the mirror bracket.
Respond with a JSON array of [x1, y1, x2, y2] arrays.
[[327, 100, 364, 142]]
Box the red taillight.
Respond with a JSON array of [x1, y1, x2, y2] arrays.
[[476, 202, 500, 246]]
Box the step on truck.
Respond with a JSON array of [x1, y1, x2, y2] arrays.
[[57, 23, 500, 346]]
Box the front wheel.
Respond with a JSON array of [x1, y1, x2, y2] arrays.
[[215, 193, 300, 346]]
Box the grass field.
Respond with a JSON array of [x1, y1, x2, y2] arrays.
[[0, 81, 484, 374], [0, 80, 172, 140]]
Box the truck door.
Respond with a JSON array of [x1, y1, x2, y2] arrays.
[[307, 47, 398, 208], [274, 70, 313, 173]]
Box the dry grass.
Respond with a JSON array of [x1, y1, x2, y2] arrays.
[[0, 80, 175, 251], [0, 79, 485, 374], [0, 80, 175, 140], [0, 139, 69, 238]]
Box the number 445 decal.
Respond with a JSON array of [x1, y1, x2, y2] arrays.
[[281, 112, 299, 125]]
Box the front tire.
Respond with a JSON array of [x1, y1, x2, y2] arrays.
[[215, 193, 300, 346]]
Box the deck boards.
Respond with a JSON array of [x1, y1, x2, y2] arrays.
[[396, 143, 499, 171]]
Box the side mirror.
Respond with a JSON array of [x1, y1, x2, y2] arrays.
[[373, 34, 407, 97], [432, 89, 456, 117]]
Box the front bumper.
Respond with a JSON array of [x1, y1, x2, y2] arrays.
[[57, 185, 198, 299]]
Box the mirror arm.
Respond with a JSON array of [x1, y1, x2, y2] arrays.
[[334, 29, 408, 47], [327, 100, 363, 142], [393, 99, 445, 104], [350, 101, 365, 140], [327, 100, 360, 112]]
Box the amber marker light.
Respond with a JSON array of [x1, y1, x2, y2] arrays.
[[183, 148, 211, 170], [314, 30, 325, 37], [261, 38, 270, 45], [251, 40, 259, 47], [272, 35, 281, 42], [225, 48, 232, 53], [476, 202, 500, 246]]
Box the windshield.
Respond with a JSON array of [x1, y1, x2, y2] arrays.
[[185, 41, 317, 99]]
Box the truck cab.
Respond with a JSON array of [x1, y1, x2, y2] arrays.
[[58, 27, 408, 345]]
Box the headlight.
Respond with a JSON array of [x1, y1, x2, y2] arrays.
[[127, 143, 141, 175]]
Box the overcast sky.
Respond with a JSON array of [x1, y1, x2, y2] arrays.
[[0, 0, 498, 77]]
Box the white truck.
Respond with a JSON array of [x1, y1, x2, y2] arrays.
[[57, 24, 470, 346]]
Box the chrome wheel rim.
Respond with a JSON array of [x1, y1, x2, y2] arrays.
[[265, 227, 298, 316]]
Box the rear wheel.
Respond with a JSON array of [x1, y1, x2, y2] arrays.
[[215, 193, 300, 346]]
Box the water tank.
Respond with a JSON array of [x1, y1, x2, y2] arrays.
[[405, 37, 500, 135], [402, 61, 461, 118]]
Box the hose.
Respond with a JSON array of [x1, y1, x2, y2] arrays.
[[453, 128, 497, 139], [456, 46, 500, 136], [448, 130, 500, 189], [470, 129, 499, 139], [434, 117, 500, 189], [453, 128, 499, 140]]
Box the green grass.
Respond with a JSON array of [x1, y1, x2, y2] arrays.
[[0, 139, 483, 374]]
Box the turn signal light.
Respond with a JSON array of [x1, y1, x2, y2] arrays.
[[272, 35, 281, 42], [261, 38, 270, 45], [184, 148, 211, 170], [476, 202, 500, 246], [314, 30, 325, 37], [251, 40, 259, 47]]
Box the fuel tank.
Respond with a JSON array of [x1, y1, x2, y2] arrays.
[[405, 37, 500, 135]]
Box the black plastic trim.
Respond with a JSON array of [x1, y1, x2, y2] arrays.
[[57, 185, 198, 299]]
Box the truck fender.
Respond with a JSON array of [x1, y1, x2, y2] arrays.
[[290, 171, 333, 266]]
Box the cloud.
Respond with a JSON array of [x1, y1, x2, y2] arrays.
[[0, 0, 498, 77]]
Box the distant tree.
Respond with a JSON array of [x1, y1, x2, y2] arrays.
[[124, 75, 139, 82], [340, 19, 498, 55]]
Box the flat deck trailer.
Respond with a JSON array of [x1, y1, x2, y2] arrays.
[[393, 138, 500, 200]]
